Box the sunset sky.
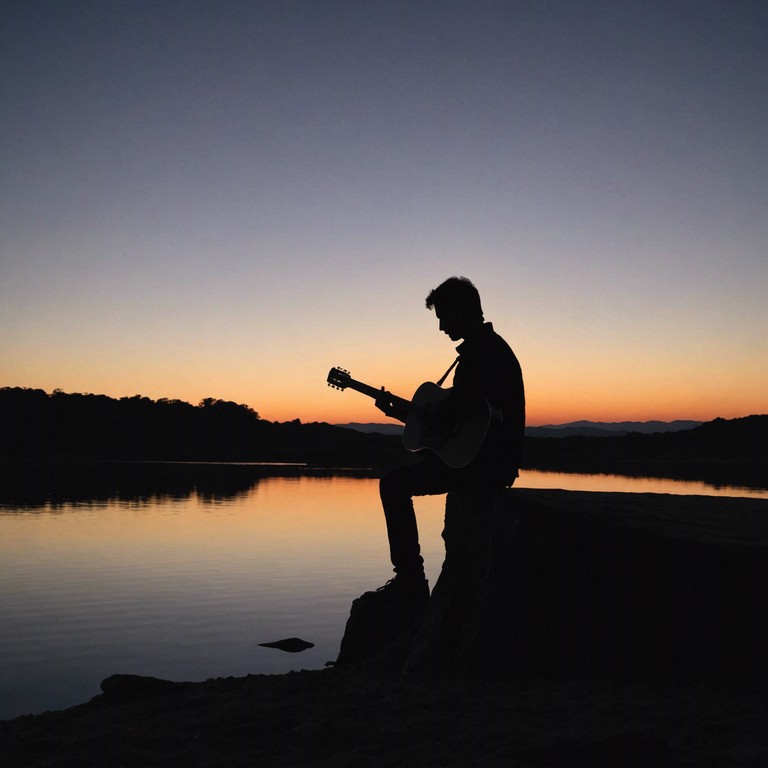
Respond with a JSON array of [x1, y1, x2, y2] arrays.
[[2, 1, 766, 426]]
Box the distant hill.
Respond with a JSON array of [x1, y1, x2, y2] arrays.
[[336, 422, 404, 435], [340, 419, 703, 438], [525, 420, 702, 438], [523, 415, 767, 488]]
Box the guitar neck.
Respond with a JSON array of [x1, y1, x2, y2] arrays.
[[344, 377, 411, 412]]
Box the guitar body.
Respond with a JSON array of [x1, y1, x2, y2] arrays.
[[327, 367, 494, 469], [403, 382, 492, 468]]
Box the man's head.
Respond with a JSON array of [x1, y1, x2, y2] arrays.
[[425, 276, 484, 341]]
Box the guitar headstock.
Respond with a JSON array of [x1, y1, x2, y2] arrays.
[[327, 366, 351, 390]]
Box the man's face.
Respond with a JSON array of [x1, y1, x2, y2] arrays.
[[435, 304, 467, 341]]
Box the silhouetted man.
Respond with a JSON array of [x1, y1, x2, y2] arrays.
[[368, 276, 525, 603]]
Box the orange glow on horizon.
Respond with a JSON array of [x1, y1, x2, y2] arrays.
[[6, 363, 765, 428], [264, 395, 762, 428]]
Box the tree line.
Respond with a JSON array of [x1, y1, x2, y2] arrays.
[[0, 387, 402, 466], [523, 414, 767, 488], [2, 387, 765, 488]]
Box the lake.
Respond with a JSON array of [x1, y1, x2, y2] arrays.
[[1, 467, 766, 721]]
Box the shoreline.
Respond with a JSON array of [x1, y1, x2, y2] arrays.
[[1, 458, 765, 506], [3, 663, 767, 766]]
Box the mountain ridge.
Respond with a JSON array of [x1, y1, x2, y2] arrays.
[[525, 419, 702, 438], [338, 419, 704, 438]]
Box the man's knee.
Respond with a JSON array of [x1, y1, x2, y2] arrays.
[[379, 468, 407, 504]]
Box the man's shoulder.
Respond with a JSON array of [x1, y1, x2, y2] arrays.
[[459, 322, 499, 349], [458, 323, 519, 366], [477, 323, 514, 353]]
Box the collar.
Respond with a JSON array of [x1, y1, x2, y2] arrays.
[[456, 322, 493, 354]]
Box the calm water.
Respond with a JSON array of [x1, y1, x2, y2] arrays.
[[1, 469, 766, 721]]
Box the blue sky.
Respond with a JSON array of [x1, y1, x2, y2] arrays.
[[1, 0, 766, 424]]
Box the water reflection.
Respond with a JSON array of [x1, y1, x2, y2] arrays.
[[0, 476, 449, 721], [1, 467, 766, 721], [0, 461, 306, 507], [2, 461, 765, 510]]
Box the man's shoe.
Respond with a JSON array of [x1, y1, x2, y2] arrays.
[[361, 575, 429, 605]]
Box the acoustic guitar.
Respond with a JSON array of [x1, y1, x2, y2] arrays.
[[326, 366, 495, 468]]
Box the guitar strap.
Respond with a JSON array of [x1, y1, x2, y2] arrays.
[[436, 356, 460, 387]]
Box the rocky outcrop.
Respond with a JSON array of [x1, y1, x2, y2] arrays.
[[336, 591, 425, 667], [338, 488, 768, 683]]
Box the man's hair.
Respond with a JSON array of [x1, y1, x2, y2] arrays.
[[425, 276, 483, 318]]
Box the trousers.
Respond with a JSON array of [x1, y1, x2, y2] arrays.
[[379, 455, 511, 577]]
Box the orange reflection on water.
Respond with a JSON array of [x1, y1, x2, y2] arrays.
[[0, 476, 450, 591]]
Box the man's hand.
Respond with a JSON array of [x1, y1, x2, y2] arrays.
[[375, 388, 407, 422], [375, 388, 396, 416]]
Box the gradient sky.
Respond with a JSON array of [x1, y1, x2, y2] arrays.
[[2, 1, 766, 426]]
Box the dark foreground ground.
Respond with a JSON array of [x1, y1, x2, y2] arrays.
[[2, 666, 767, 767]]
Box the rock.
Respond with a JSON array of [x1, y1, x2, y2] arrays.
[[338, 488, 768, 683], [99, 674, 191, 700], [258, 637, 315, 653], [335, 590, 424, 668]]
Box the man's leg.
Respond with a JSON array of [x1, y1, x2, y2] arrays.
[[378, 457, 457, 585]]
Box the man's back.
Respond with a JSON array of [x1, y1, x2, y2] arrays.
[[452, 321, 525, 484]]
